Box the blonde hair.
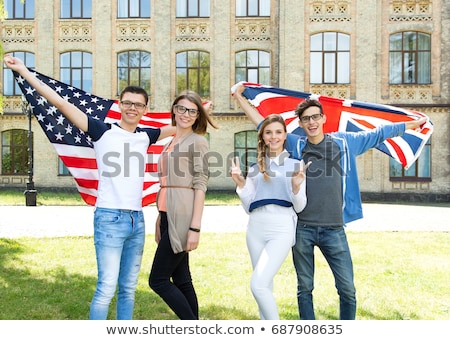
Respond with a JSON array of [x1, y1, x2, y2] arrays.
[[257, 114, 287, 181]]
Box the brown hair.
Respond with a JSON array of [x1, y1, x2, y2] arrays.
[[294, 98, 323, 118], [171, 90, 218, 134], [257, 114, 287, 181]]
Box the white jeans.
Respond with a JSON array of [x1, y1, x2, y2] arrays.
[[246, 206, 297, 320]]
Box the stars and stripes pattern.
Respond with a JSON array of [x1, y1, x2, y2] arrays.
[[234, 82, 433, 169], [14, 68, 171, 206]]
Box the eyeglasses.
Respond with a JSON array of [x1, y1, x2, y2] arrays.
[[174, 104, 199, 117], [120, 100, 147, 111], [299, 113, 323, 123]]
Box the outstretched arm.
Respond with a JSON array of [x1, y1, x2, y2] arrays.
[[405, 117, 427, 130], [232, 83, 264, 127], [3, 54, 89, 132]]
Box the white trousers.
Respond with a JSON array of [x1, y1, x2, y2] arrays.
[[246, 207, 297, 320]]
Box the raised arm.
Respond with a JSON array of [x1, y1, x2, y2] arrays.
[[3, 54, 89, 132], [405, 117, 427, 130], [232, 83, 264, 127]]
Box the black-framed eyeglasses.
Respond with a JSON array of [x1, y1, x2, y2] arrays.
[[120, 100, 147, 111], [299, 113, 323, 123], [174, 104, 199, 117]]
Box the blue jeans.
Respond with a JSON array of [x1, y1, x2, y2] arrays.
[[149, 212, 198, 320], [292, 224, 356, 320], [89, 208, 145, 320]]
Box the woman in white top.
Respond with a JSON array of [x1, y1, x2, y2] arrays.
[[230, 114, 310, 320]]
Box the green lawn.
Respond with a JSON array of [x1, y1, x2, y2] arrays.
[[0, 231, 448, 320]]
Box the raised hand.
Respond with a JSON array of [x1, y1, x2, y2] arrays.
[[230, 156, 246, 188], [292, 160, 311, 194]]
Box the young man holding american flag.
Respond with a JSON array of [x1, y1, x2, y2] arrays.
[[4, 54, 176, 320]]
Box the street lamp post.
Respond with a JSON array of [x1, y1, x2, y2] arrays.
[[22, 95, 37, 206]]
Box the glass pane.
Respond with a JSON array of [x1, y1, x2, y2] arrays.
[[188, 68, 199, 91], [235, 51, 246, 67], [417, 33, 431, 50], [389, 33, 402, 50], [259, 51, 270, 66], [141, 68, 151, 93], [176, 69, 187, 93], [73, 0, 81, 17], [130, 0, 139, 17], [417, 51, 431, 84], [84, 52, 92, 66], [199, 52, 210, 67], [259, 68, 270, 85], [389, 158, 402, 177], [403, 32, 416, 51], [141, 0, 150, 17], [129, 68, 139, 85], [26, 0, 35, 18], [324, 53, 336, 83], [404, 165, 417, 177], [260, 0, 270, 16], [389, 51, 402, 84], [247, 50, 258, 67], [188, 51, 199, 67], [72, 69, 82, 88], [188, 0, 198, 16], [248, 0, 258, 16], [72, 51, 82, 67], [248, 69, 258, 83], [310, 52, 322, 83], [60, 53, 71, 67], [83, 0, 92, 18], [235, 68, 246, 83], [15, 0, 24, 17], [310, 33, 323, 51], [60, 68, 71, 84], [200, 0, 210, 17], [337, 52, 349, 83], [338, 33, 350, 50], [118, 52, 129, 66], [176, 0, 187, 17], [141, 52, 151, 67], [176, 52, 187, 67], [236, 0, 246, 17], [404, 53, 415, 83], [323, 32, 337, 51], [200, 68, 210, 96], [61, 0, 70, 17], [129, 51, 141, 67], [118, 0, 128, 17], [83, 69, 92, 92], [235, 132, 245, 146], [417, 144, 431, 177]]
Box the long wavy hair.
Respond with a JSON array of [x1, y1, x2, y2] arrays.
[[257, 114, 287, 181]]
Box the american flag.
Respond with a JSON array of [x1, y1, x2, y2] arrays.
[[14, 69, 172, 206], [234, 82, 433, 169]]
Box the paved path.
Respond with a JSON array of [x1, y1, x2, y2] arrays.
[[0, 203, 449, 238]]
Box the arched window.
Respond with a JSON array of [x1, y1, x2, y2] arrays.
[[389, 31, 431, 84], [235, 50, 270, 85], [117, 50, 151, 95], [310, 32, 350, 84], [2, 129, 29, 175], [176, 50, 210, 97], [60, 51, 93, 93], [3, 52, 35, 96]]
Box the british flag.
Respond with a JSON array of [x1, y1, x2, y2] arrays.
[[14, 69, 172, 206], [235, 82, 433, 169]]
